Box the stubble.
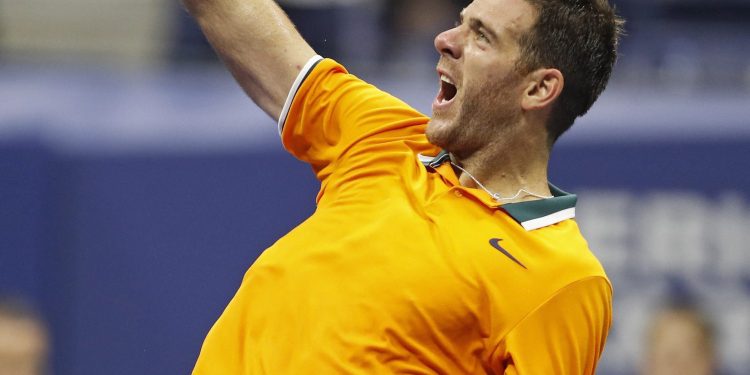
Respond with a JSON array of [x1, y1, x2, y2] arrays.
[[427, 73, 522, 161]]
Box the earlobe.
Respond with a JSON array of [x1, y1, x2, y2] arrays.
[[522, 69, 563, 111]]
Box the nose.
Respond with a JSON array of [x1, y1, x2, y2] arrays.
[[434, 26, 462, 60]]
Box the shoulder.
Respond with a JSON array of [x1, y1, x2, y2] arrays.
[[484, 217, 611, 325]]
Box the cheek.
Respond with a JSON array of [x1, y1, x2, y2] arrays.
[[465, 48, 514, 72], [474, 71, 524, 108], [463, 70, 516, 102], [463, 48, 521, 87], [462, 76, 506, 111]]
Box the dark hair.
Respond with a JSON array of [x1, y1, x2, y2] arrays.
[[0, 294, 46, 324], [516, 0, 624, 144], [660, 294, 716, 345]]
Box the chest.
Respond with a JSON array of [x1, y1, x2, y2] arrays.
[[257, 190, 538, 331]]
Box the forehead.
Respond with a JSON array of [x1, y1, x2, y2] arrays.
[[463, 0, 537, 39]]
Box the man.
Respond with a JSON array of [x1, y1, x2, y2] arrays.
[[0, 296, 49, 375], [642, 302, 718, 375], [185, 0, 622, 373]]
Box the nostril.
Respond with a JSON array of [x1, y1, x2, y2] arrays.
[[435, 32, 453, 56], [442, 47, 459, 60]]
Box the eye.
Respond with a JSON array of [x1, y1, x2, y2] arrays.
[[476, 30, 489, 43]]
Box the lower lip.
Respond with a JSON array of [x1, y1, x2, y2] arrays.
[[432, 95, 456, 113]]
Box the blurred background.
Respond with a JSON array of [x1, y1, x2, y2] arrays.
[[0, 0, 749, 374]]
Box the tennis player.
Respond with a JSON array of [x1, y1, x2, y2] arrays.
[[184, 0, 623, 373]]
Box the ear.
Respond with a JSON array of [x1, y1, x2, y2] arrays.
[[521, 68, 563, 111]]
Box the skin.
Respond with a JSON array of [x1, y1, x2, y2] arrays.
[[642, 311, 716, 375], [428, 0, 564, 201], [183, 0, 315, 119], [0, 316, 48, 375], [183, 0, 564, 203]]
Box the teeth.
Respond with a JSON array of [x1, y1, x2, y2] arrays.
[[440, 74, 455, 86]]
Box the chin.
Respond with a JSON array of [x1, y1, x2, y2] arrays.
[[425, 119, 451, 148], [427, 114, 465, 151]]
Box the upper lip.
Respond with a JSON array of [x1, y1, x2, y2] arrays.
[[437, 68, 458, 88]]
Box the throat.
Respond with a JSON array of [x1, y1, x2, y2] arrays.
[[452, 162, 551, 202], [449, 152, 552, 203]]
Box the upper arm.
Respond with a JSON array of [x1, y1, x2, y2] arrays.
[[496, 277, 612, 375], [184, 0, 317, 119]]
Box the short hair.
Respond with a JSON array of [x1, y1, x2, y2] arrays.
[[0, 295, 45, 323], [516, 0, 624, 144]]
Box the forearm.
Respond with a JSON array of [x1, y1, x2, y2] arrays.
[[183, 0, 316, 119]]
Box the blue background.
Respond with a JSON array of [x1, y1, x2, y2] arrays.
[[2, 0, 750, 371], [3, 134, 749, 374]]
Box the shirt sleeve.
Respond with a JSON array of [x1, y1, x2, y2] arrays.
[[279, 57, 431, 184], [495, 277, 612, 375]]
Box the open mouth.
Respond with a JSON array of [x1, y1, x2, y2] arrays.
[[437, 74, 458, 104]]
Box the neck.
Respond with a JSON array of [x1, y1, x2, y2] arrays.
[[452, 133, 551, 203]]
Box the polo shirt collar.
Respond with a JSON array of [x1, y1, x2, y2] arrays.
[[418, 150, 577, 231], [502, 185, 577, 231]]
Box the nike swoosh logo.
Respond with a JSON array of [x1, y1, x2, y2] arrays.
[[489, 238, 527, 269]]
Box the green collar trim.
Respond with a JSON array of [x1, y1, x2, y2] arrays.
[[502, 184, 577, 231], [418, 150, 451, 168], [419, 151, 577, 231]]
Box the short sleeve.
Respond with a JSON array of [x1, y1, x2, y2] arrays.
[[279, 58, 431, 184], [494, 277, 612, 374]]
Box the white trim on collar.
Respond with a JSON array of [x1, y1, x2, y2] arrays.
[[521, 207, 576, 231], [277, 55, 324, 136]]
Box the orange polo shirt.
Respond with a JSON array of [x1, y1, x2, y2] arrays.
[[193, 56, 612, 374]]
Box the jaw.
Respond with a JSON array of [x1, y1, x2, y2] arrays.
[[428, 95, 517, 161], [426, 114, 456, 149], [426, 111, 475, 157]]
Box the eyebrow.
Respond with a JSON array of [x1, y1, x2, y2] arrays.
[[459, 10, 499, 42]]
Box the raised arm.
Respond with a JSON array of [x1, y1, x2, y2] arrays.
[[182, 0, 317, 120]]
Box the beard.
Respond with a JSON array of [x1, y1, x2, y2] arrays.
[[426, 74, 522, 160]]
